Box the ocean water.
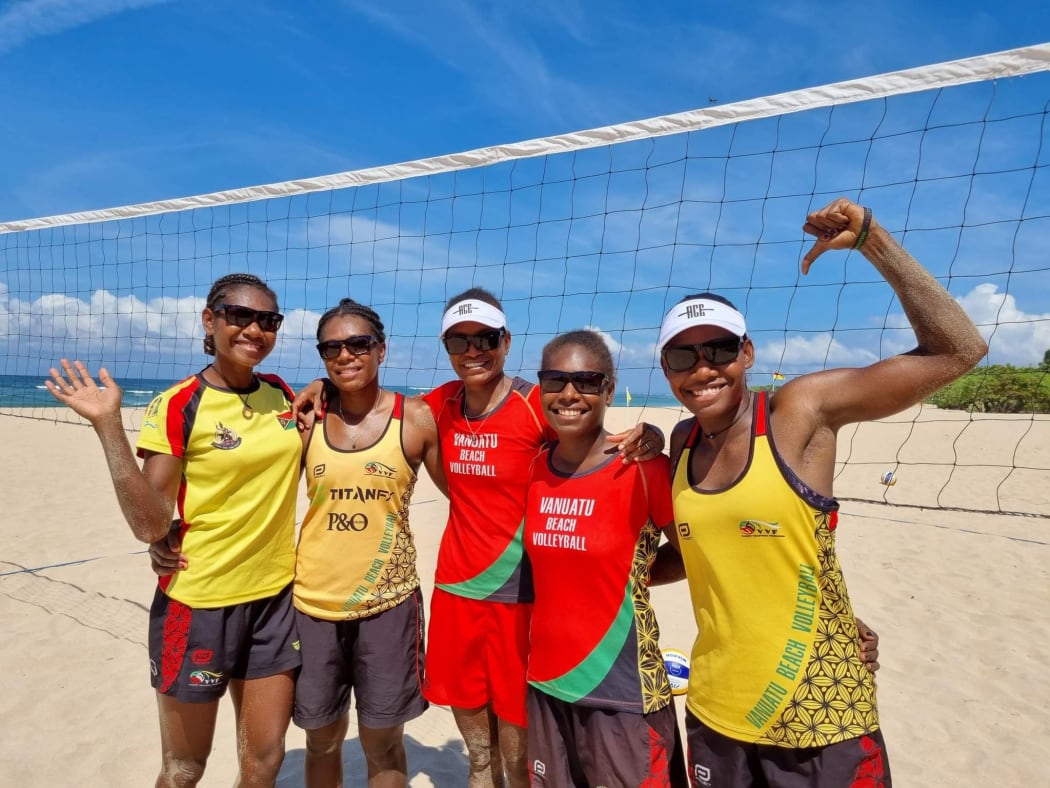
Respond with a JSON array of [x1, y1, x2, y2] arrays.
[[0, 374, 172, 408], [0, 373, 681, 410]]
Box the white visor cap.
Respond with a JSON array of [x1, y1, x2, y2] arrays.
[[657, 298, 747, 351], [440, 299, 507, 336]]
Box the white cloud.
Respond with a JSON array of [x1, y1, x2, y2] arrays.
[[0, 285, 327, 380], [0, 0, 170, 54], [760, 333, 880, 372], [956, 283, 1050, 366]]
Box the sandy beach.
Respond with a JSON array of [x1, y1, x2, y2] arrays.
[[2, 405, 1048, 786]]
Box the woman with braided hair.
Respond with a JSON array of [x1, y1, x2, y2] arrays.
[[292, 298, 446, 787], [46, 273, 302, 787]]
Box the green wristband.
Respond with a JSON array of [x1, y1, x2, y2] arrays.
[[852, 207, 873, 250]]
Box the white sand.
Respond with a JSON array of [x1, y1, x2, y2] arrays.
[[1, 406, 1048, 785]]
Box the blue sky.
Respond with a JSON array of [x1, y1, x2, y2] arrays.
[[1, 1, 1048, 397]]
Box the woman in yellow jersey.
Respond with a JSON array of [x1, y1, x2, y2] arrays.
[[293, 298, 446, 787], [46, 273, 303, 787], [659, 198, 986, 787]]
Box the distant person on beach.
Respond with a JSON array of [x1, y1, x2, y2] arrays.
[[522, 329, 688, 787], [295, 286, 665, 787], [659, 198, 986, 786], [46, 273, 301, 787]]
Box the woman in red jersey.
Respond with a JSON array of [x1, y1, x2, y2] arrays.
[[422, 288, 666, 787], [522, 329, 688, 787], [46, 273, 302, 787]]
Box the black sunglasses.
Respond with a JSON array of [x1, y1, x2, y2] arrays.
[[316, 335, 379, 360], [442, 328, 506, 355], [662, 337, 742, 373], [537, 370, 609, 395], [215, 303, 284, 332]]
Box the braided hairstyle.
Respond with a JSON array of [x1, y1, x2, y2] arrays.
[[202, 273, 278, 356], [540, 329, 617, 388], [316, 298, 386, 343]]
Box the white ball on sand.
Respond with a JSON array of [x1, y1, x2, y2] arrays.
[[662, 648, 690, 696]]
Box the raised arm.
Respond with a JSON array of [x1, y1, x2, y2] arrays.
[[45, 360, 178, 543], [781, 198, 987, 430]]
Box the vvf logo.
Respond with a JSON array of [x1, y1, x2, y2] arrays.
[[739, 519, 783, 537], [693, 764, 712, 786], [189, 670, 223, 687], [365, 461, 397, 477]]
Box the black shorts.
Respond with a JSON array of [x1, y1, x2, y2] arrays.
[[293, 588, 427, 730], [527, 686, 688, 787], [685, 710, 891, 787], [148, 583, 300, 703]]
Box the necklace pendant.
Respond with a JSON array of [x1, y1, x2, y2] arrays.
[[242, 403, 254, 419]]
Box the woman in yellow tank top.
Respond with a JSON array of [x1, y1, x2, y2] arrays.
[[293, 298, 447, 787], [658, 198, 986, 787]]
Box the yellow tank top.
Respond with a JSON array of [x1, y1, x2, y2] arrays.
[[294, 393, 420, 620], [671, 391, 879, 747]]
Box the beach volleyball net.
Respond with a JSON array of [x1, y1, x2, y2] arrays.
[[2, 45, 1048, 517]]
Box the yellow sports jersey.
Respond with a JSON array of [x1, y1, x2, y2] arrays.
[[136, 373, 300, 608], [671, 391, 879, 747], [295, 393, 420, 620]]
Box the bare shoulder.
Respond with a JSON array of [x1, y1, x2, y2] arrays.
[[668, 416, 696, 466], [404, 396, 438, 433]]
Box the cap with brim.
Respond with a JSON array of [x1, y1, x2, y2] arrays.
[[658, 298, 747, 351], [440, 299, 507, 336]]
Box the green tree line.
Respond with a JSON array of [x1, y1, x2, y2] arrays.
[[925, 349, 1050, 413]]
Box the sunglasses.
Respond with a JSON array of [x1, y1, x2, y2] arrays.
[[316, 335, 379, 360], [537, 370, 609, 395], [442, 328, 506, 355], [215, 303, 284, 332], [662, 337, 743, 372]]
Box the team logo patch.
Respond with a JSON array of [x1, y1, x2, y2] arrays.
[[276, 410, 298, 430], [739, 519, 782, 537], [676, 522, 692, 539], [313, 463, 326, 478], [189, 670, 224, 687], [364, 461, 397, 478], [190, 649, 213, 665], [211, 422, 241, 450]]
